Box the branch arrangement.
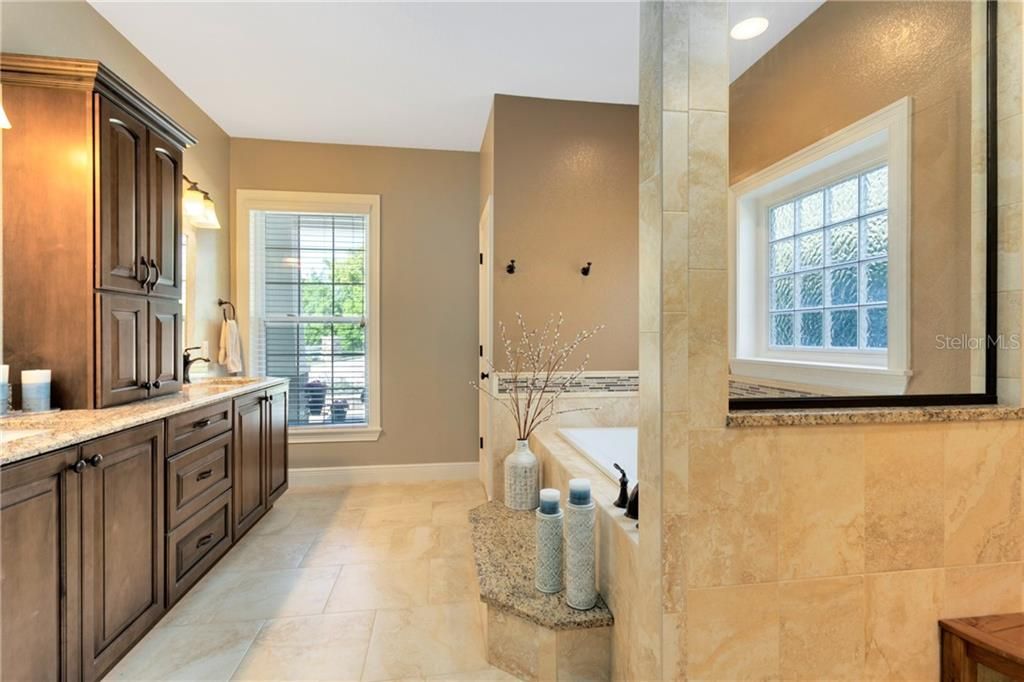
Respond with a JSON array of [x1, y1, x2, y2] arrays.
[[473, 313, 604, 441]]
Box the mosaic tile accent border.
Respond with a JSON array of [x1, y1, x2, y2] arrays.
[[497, 373, 639, 394]]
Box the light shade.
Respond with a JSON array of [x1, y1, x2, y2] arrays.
[[730, 16, 769, 40], [183, 181, 205, 219], [0, 102, 11, 130], [195, 192, 222, 230]]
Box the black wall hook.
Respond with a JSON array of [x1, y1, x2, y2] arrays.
[[506, 259, 517, 274], [580, 261, 592, 277]]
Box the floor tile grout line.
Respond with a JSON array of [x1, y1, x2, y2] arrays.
[[357, 609, 379, 681], [223, 618, 267, 682]]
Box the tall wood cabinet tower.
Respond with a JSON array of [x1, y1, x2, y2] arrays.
[[2, 54, 196, 408]]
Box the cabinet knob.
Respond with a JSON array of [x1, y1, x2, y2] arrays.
[[152, 380, 162, 390], [71, 459, 87, 474], [141, 381, 151, 390], [88, 454, 103, 467]]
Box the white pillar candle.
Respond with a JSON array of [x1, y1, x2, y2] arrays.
[[0, 365, 8, 383], [22, 370, 51, 384], [568, 478, 591, 506], [539, 488, 561, 515], [21, 369, 52, 412]]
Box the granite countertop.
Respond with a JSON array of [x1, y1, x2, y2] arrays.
[[727, 404, 1024, 428], [468, 501, 614, 631], [0, 377, 288, 467]]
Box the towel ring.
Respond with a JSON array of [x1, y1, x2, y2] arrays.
[[218, 298, 236, 322]]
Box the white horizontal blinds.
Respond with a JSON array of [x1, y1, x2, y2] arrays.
[[257, 210, 370, 427]]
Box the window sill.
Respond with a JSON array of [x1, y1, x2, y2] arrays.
[[731, 357, 910, 395], [288, 426, 382, 444]]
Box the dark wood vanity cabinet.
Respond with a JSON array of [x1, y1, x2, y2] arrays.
[[233, 386, 290, 537], [0, 385, 287, 681], [1, 448, 82, 682], [267, 383, 290, 506], [233, 391, 268, 537], [79, 424, 165, 680], [2, 54, 194, 409]]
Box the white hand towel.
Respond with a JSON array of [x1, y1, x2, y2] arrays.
[[219, 319, 244, 375]]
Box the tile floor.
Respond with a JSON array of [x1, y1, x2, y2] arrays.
[[107, 479, 522, 682]]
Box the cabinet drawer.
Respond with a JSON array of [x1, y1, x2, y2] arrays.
[[166, 431, 232, 530], [166, 490, 232, 606], [167, 400, 232, 455]]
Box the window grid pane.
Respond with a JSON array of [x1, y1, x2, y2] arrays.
[[261, 212, 370, 427], [767, 166, 888, 351]]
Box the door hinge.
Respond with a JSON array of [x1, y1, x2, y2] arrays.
[[479, 436, 484, 449], [479, 252, 483, 265]]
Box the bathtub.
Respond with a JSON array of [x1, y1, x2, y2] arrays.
[[557, 427, 638, 484]]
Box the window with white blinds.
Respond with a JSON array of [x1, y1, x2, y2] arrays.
[[245, 194, 380, 438]]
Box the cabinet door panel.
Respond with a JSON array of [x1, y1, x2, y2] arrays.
[[267, 385, 288, 506], [81, 423, 164, 681], [149, 298, 182, 397], [233, 392, 267, 537], [1, 448, 81, 682], [147, 132, 182, 299], [98, 97, 148, 294], [98, 292, 149, 407]]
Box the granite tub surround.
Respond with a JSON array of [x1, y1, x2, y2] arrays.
[[727, 403, 1024, 428], [0, 377, 288, 465], [470, 501, 613, 681], [532, 430, 640, 681], [468, 501, 613, 630]]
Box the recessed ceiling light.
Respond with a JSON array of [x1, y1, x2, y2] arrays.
[[730, 17, 770, 40]]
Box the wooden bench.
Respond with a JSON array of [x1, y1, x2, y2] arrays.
[[940, 612, 1024, 681]]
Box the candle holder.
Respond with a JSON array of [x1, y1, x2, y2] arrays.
[[565, 479, 597, 610], [535, 489, 563, 594]]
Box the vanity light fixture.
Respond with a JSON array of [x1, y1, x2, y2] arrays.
[[730, 16, 769, 40], [182, 175, 221, 229]]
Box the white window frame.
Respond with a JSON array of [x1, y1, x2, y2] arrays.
[[730, 98, 912, 395], [235, 189, 382, 443]]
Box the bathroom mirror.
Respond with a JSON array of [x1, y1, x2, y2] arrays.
[[728, 0, 998, 408]]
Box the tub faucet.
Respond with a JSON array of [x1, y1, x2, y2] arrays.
[[625, 483, 639, 523], [612, 463, 630, 509]]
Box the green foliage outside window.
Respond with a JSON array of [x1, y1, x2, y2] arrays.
[[300, 251, 366, 351]]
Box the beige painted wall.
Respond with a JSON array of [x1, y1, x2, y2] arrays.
[[230, 139, 480, 468], [1, 0, 232, 367], [730, 1, 976, 394], [490, 94, 639, 371], [640, 2, 1024, 680]]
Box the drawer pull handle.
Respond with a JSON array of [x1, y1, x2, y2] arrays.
[[196, 534, 214, 548], [193, 418, 211, 429], [196, 469, 213, 481]]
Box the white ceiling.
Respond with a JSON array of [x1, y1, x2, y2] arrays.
[[728, 1, 824, 82], [90, 1, 821, 152], [90, 1, 640, 152]]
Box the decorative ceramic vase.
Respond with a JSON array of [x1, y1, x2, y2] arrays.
[[504, 440, 539, 511]]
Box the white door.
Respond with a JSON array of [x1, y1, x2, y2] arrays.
[[478, 196, 494, 499]]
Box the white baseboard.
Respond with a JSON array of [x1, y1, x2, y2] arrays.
[[289, 461, 479, 488]]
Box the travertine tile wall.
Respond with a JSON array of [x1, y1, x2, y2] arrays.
[[639, 2, 1024, 680]]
